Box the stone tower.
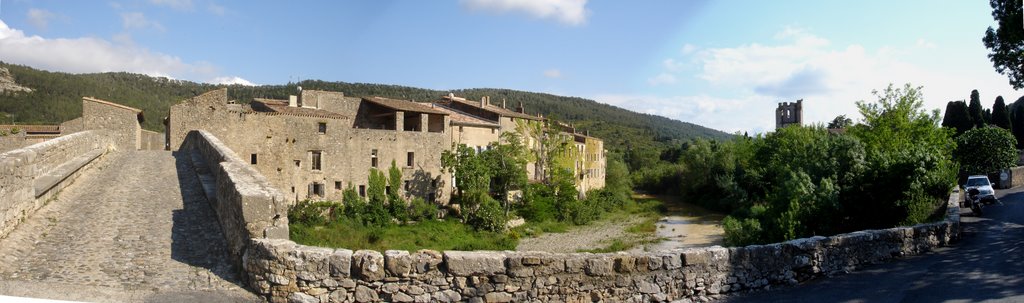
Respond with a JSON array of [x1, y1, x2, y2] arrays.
[[775, 99, 803, 129]]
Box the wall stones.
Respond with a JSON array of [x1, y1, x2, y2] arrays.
[[242, 189, 962, 302], [0, 130, 111, 239]]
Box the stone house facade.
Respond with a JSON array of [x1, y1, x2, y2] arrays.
[[168, 88, 607, 206], [169, 89, 451, 204]]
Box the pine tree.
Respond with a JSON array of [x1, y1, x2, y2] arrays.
[[992, 96, 1012, 130]]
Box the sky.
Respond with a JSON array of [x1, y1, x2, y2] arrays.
[[0, 0, 1019, 134]]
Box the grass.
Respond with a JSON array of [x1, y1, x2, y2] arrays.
[[290, 218, 517, 251], [290, 193, 673, 252]]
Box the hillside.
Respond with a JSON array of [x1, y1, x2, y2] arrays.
[[0, 62, 731, 153]]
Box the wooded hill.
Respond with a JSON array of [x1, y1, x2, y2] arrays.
[[0, 62, 730, 153]]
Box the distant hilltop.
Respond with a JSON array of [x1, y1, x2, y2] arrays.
[[0, 62, 732, 154]]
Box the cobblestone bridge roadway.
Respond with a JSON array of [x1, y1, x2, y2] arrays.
[[0, 151, 261, 302]]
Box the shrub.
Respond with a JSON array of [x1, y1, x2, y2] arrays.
[[467, 196, 506, 232], [408, 197, 438, 221], [289, 200, 343, 225]]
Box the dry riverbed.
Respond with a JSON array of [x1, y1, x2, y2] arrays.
[[515, 194, 725, 253]]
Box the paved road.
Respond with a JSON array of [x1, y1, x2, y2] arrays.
[[724, 187, 1024, 303], [0, 151, 260, 302]]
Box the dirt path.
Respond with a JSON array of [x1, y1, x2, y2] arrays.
[[515, 216, 650, 253], [515, 194, 725, 253]]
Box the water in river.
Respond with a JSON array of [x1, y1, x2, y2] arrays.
[[640, 195, 726, 251]]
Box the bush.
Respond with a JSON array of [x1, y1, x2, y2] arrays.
[[289, 200, 343, 225], [954, 127, 1018, 174], [408, 197, 438, 221], [467, 196, 507, 232]]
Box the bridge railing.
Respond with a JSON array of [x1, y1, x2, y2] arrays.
[[178, 130, 289, 267], [239, 188, 961, 302], [0, 130, 112, 239]]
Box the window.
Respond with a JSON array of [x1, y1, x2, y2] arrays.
[[386, 185, 391, 195], [371, 149, 378, 168], [250, 153, 258, 165], [291, 186, 295, 193], [335, 181, 342, 190], [431, 178, 438, 188], [311, 151, 322, 171], [311, 183, 325, 197], [407, 152, 415, 167], [404, 180, 410, 191], [359, 185, 366, 197], [318, 122, 327, 134], [294, 160, 300, 167]]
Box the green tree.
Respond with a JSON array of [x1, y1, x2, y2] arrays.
[[365, 168, 391, 226], [992, 96, 1012, 130], [942, 100, 974, 135], [481, 131, 530, 214], [387, 160, 409, 223], [827, 115, 852, 129], [441, 144, 491, 201], [1013, 97, 1024, 148], [969, 90, 986, 128], [984, 0, 1024, 89], [955, 127, 1018, 174], [342, 185, 366, 218]]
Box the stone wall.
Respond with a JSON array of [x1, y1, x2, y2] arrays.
[[241, 190, 961, 303], [82, 97, 142, 151], [0, 130, 111, 239], [60, 117, 83, 135], [169, 90, 452, 204], [0, 131, 30, 153], [179, 130, 290, 265], [140, 129, 165, 150]]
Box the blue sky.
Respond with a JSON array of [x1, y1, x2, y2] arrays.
[[0, 0, 1018, 133]]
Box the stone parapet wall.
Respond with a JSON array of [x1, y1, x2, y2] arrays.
[[140, 129, 165, 150], [179, 130, 290, 265], [0, 130, 111, 239], [242, 190, 961, 303]]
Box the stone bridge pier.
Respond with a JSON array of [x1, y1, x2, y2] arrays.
[[0, 150, 260, 302]]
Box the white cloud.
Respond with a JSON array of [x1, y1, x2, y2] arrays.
[[915, 38, 936, 49], [647, 73, 676, 86], [543, 69, 562, 78], [662, 58, 685, 72], [27, 8, 55, 30], [593, 93, 763, 134], [149, 0, 193, 10], [460, 0, 589, 26], [680, 44, 697, 55], [0, 20, 228, 81], [207, 3, 226, 16], [211, 76, 256, 86], [624, 27, 1020, 133], [121, 12, 165, 31]]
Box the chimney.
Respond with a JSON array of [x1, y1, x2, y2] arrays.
[[289, 95, 298, 107], [502, 98, 507, 109], [480, 96, 489, 108], [516, 102, 525, 113], [448, 92, 454, 99]]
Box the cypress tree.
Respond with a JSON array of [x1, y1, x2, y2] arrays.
[[942, 101, 974, 136], [969, 90, 985, 128], [1014, 99, 1024, 148], [993, 96, 1012, 130]]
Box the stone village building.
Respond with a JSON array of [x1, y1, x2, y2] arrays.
[[167, 88, 606, 206]]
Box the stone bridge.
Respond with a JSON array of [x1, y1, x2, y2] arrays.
[[0, 137, 259, 301], [0, 126, 964, 302]]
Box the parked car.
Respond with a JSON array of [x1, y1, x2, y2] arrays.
[[965, 175, 998, 204]]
